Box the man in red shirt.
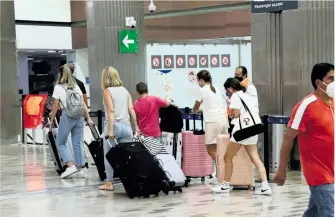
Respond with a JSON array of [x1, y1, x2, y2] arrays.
[[274, 63, 334, 217], [134, 82, 169, 138]]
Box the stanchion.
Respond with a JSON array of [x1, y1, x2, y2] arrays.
[[262, 115, 270, 181]]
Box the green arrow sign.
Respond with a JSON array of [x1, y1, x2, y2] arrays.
[[119, 30, 138, 53]]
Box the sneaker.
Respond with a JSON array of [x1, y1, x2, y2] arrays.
[[61, 165, 78, 179], [74, 168, 86, 178], [254, 186, 272, 195], [210, 177, 219, 185], [211, 183, 230, 193]]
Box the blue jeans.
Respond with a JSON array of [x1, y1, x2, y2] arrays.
[[303, 184, 334, 217], [57, 111, 85, 166], [103, 120, 133, 182]]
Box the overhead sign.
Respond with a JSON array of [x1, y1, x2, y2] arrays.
[[188, 55, 197, 68], [221, 54, 231, 67], [176, 55, 186, 68], [210, 55, 220, 68], [164, 55, 174, 68], [199, 55, 208, 68], [119, 30, 138, 53], [251, 0, 298, 13], [151, 55, 162, 69]]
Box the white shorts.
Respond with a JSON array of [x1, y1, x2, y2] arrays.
[[205, 122, 228, 145], [230, 134, 258, 146]]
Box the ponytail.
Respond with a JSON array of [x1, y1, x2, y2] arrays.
[[208, 74, 216, 94], [197, 70, 216, 93]]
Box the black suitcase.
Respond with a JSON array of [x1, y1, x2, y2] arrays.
[[105, 138, 169, 199], [86, 125, 106, 181]]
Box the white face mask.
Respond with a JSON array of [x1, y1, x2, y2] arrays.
[[326, 81, 335, 98]]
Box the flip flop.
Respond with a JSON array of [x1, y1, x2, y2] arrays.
[[99, 182, 114, 191]]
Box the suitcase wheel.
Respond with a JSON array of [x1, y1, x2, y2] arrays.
[[209, 175, 213, 179], [178, 188, 182, 193], [85, 163, 89, 169], [143, 195, 150, 198], [248, 185, 255, 191], [201, 177, 205, 182], [155, 193, 159, 197], [56, 170, 62, 175]]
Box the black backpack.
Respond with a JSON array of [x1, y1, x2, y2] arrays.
[[159, 105, 183, 133]]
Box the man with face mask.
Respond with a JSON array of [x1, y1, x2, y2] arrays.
[[274, 63, 334, 217], [234, 66, 258, 108]]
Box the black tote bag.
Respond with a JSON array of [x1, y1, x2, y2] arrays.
[[232, 96, 264, 142]]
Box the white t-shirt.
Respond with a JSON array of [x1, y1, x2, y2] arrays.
[[245, 83, 259, 108], [52, 84, 83, 109], [229, 90, 261, 131], [197, 84, 227, 123]]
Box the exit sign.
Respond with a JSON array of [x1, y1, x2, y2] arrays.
[[119, 30, 138, 53]]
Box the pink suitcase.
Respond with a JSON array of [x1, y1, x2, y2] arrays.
[[182, 131, 213, 184], [216, 134, 254, 190]]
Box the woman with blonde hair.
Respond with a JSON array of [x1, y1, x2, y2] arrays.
[[99, 66, 140, 191], [49, 64, 94, 179]]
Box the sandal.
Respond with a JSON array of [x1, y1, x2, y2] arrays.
[[99, 182, 114, 191]]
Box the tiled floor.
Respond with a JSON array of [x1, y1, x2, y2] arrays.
[[0, 144, 309, 217]]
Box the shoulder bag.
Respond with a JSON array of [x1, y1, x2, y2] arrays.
[[232, 96, 264, 142]]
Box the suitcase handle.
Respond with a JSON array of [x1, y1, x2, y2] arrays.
[[87, 124, 101, 141], [105, 136, 118, 147], [47, 117, 59, 129]]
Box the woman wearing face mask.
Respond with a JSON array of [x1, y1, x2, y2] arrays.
[[274, 63, 334, 217], [211, 77, 272, 195], [192, 70, 229, 185]]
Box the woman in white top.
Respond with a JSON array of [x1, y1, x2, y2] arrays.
[[50, 64, 94, 179], [211, 78, 272, 195], [192, 70, 229, 183]]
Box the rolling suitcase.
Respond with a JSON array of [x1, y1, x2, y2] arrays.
[[161, 132, 182, 166], [139, 136, 185, 192], [85, 124, 106, 181], [105, 137, 169, 199], [182, 111, 213, 186], [216, 134, 255, 190], [47, 118, 88, 175]]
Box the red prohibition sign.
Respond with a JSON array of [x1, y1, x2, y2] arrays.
[[222, 56, 229, 65], [189, 57, 195, 66], [165, 57, 172, 66], [177, 57, 184, 66], [200, 57, 207, 65], [211, 57, 218, 65], [153, 58, 159, 66]]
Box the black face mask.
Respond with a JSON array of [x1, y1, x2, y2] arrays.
[[235, 76, 243, 82]]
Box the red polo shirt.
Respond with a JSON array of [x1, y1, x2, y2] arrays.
[[288, 93, 334, 186]]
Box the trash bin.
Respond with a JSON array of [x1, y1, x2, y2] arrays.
[[270, 123, 286, 173], [263, 115, 291, 176]]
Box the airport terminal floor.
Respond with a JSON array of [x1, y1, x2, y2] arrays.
[[0, 144, 309, 217]]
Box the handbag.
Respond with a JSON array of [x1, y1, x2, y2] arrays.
[[232, 96, 264, 142]]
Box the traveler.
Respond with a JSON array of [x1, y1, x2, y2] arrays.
[[212, 77, 272, 195], [134, 82, 169, 140], [49, 64, 94, 179], [274, 63, 334, 217], [99, 66, 140, 191], [59, 62, 88, 106], [234, 66, 258, 107], [192, 70, 229, 184]]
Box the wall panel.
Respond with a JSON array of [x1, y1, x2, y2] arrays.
[[252, 0, 334, 116]]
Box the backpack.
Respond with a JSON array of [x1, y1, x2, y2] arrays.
[[159, 105, 183, 133], [60, 85, 84, 118]]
